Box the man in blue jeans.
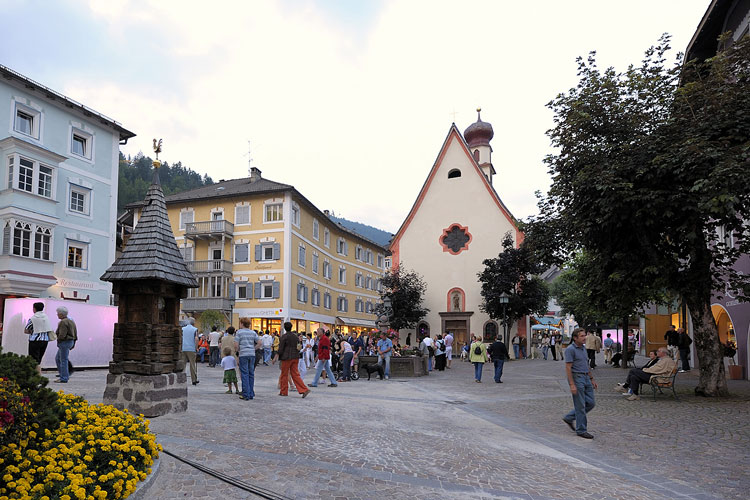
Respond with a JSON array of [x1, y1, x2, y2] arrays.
[[234, 317, 260, 400], [54, 306, 77, 383], [562, 328, 597, 439], [377, 332, 392, 380], [488, 336, 508, 383]]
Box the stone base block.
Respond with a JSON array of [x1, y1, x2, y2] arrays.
[[103, 372, 187, 417]]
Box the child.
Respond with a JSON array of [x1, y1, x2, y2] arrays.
[[221, 347, 239, 394]]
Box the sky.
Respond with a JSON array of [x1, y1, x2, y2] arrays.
[[0, 0, 710, 234]]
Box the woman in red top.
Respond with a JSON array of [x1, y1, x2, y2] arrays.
[[197, 336, 210, 363], [308, 329, 338, 387]]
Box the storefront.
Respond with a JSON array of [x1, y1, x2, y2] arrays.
[[336, 316, 378, 336]]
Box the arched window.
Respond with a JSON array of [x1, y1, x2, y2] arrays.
[[473, 149, 480, 161], [483, 321, 498, 342], [418, 322, 430, 339], [448, 169, 461, 179]]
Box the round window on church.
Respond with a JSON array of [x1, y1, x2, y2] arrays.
[[439, 223, 472, 255]]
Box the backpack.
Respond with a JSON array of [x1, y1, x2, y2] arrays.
[[474, 344, 482, 355]]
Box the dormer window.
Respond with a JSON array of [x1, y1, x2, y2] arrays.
[[13, 103, 41, 140], [15, 111, 33, 135]]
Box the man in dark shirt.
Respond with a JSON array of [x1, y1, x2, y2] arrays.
[[488, 337, 509, 383], [664, 325, 679, 359], [351, 334, 364, 375], [276, 322, 310, 398], [677, 328, 692, 372]]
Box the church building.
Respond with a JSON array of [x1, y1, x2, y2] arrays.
[[389, 110, 526, 353]]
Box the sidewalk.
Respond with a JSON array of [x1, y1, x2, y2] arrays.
[[58, 353, 750, 499]]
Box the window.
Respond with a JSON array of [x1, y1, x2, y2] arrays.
[[256, 281, 280, 299], [355, 245, 363, 261], [297, 283, 308, 303], [256, 242, 280, 261], [311, 288, 320, 306], [19, 158, 33, 192], [337, 238, 348, 255], [13, 105, 40, 139], [237, 284, 248, 299], [324, 292, 332, 310], [179, 210, 194, 230], [12, 221, 31, 257], [366, 276, 373, 290], [70, 189, 86, 214], [338, 266, 346, 284], [385, 257, 391, 269], [448, 169, 462, 179], [70, 130, 93, 160], [265, 203, 283, 222], [180, 246, 194, 262], [324, 228, 330, 248], [37, 166, 52, 198], [235, 205, 250, 225], [355, 299, 363, 313], [355, 272, 363, 288], [209, 276, 222, 297], [323, 260, 331, 279], [378, 254, 384, 268], [365, 249, 373, 264], [34, 226, 51, 261], [312, 253, 319, 274], [235, 243, 249, 263], [366, 301, 373, 314], [67, 242, 87, 269], [337, 296, 348, 312], [291, 203, 300, 227], [312, 219, 319, 240], [298, 244, 306, 267]]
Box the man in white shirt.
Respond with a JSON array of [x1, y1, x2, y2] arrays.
[[208, 326, 222, 367], [444, 332, 454, 369], [420, 336, 434, 371], [261, 331, 274, 365]]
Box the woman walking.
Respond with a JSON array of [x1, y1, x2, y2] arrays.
[[469, 335, 488, 383], [338, 337, 354, 382], [434, 334, 447, 371]]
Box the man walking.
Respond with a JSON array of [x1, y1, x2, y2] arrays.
[[677, 328, 692, 373], [488, 335, 509, 383], [563, 328, 597, 439], [235, 317, 260, 400], [377, 332, 393, 380], [602, 333, 614, 365], [54, 306, 77, 383], [208, 326, 221, 367], [181, 318, 199, 385], [261, 330, 273, 365], [277, 322, 310, 397], [549, 333, 557, 361], [309, 329, 338, 387], [664, 325, 679, 360], [616, 347, 676, 400], [584, 329, 602, 369], [444, 331, 454, 369], [24, 302, 54, 373]]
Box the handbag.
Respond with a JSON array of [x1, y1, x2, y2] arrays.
[[47, 330, 57, 342]]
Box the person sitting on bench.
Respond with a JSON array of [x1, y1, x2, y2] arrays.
[[616, 347, 676, 401], [616, 350, 658, 394]]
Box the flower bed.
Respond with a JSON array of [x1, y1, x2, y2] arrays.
[[1, 382, 161, 500]]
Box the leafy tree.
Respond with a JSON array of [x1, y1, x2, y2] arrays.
[[549, 257, 615, 331], [477, 233, 550, 343], [375, 265, 429, 332], [198, 310, 225, 333], [525, 34, 750, 396]]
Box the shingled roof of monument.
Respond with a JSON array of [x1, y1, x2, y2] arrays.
[[102, 170, 198, 287]]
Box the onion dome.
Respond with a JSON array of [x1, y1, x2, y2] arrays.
[[463, 108, 494, 147]]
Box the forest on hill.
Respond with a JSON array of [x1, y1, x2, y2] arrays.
[[117, 153, 213, 212]]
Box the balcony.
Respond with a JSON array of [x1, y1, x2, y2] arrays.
[[185, 220, 234, 241], [181, 297, 233, 313], [186, 259, 233, 275]]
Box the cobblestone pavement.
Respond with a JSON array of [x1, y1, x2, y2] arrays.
[[62, 353, 750, 499]]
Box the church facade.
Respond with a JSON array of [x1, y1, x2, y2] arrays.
[[390, 111, 526, 353]]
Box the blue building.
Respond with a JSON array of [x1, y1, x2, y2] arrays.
[[0, 64, 135, 318]]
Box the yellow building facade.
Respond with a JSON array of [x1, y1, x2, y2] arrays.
[[130, 168, 386, 334]]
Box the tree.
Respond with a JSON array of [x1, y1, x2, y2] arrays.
[[525, 34, 750, 396], [549, 256, 616, 331], [198, 310, 225, 333], [477, 233, 550, 344], [375, 265, 429, 332]]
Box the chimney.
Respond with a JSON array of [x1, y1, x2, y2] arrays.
[[250, 167, 262, 183], [324, 210, 330, 216]]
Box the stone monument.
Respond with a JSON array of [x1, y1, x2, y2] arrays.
[[101, 140, 198, 417]]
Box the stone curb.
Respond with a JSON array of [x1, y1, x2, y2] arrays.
[[129, 456, 161, 500]]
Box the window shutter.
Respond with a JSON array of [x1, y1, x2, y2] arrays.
[[245, 284, 252, 299], [2, 224, 9, 255], [255, 282, 262, 299], [272, 281, 280, 299], [235, 244, 248, 262], [235, 205, 250, 224], [229, 283, 236, 299], [272, 243, 281, 260], [255, 244, 262, 261]]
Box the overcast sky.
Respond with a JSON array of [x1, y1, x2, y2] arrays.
[[1, 0, 710, 233]]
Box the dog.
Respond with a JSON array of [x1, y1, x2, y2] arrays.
[[359, 363, 385, 380]]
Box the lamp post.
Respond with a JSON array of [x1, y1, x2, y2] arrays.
[[499, 292, 510, 346]]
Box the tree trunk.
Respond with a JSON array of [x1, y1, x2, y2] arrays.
[[622, 315, 630, 370], [684, 295, 728, 397]]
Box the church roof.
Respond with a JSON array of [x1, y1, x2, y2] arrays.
[[102, 169, 198, 287], [390, 123, 521, 250]]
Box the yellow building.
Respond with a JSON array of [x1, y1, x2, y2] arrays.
[[127, 167, 386, 334]]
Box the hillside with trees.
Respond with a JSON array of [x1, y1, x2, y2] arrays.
[[118, 153, 213, 212]]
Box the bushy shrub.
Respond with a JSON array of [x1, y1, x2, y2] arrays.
[[0, 347, 62, 433], [0, 377, 34, 447]]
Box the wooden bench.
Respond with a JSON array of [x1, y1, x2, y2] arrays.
[[649, 367, 679, 401]]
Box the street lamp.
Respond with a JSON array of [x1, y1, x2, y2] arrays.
[[378, 296, 392, 334], [499, 291, 510, 345]]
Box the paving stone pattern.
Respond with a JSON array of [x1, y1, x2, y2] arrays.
[[61, 353, 750, 499]]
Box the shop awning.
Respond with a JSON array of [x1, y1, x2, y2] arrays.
[[336, 316, 378, 328]]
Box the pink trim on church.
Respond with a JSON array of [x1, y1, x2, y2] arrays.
[[446, 287, 466, 312]]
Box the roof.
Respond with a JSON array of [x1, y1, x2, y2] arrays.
[[390, 123, 521, 250], [0, 64, 136, 142], [125, 174, 388, 251], [685, 0, 734, 62], [101, 168, 198, 287]]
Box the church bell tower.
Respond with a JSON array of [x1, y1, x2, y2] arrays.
[[463, 108, 495, 185]]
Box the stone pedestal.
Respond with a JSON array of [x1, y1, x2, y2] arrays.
[[103, 372, 187, 417], [358, 356, 429, 377]]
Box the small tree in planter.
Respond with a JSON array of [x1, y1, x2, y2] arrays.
[[375, 265, 429, 334]]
